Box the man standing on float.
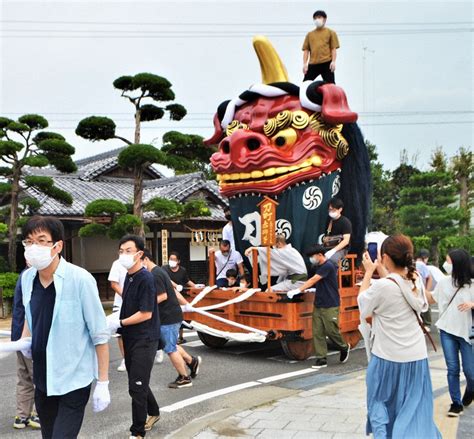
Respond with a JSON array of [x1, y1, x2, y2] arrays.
[[302, 10, 340, 83]]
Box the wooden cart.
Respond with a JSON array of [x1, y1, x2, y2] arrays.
[[183, 250, 361, 360]]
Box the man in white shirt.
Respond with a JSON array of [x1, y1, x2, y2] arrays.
[[210, 240, 244, 287], [222, 207, 235, 249], [245, 235, 307, 291], [108, 259, 128, 371]]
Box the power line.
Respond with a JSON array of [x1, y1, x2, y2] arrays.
[[4, 111, 473, 118], [44, 121, 474, 130], [1, 19, 472, 26], [1, 29, 472, 39]]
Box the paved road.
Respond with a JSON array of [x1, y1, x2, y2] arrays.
[[0, 330, 368, 438]]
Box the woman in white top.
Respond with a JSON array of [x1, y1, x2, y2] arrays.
[[358, 234, 440, 438], [426, 249, 474, 417]]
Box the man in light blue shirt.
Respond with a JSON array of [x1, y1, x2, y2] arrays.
[[19, 216, 111, 438]]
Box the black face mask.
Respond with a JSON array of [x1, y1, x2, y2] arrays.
[[225, 214, 232, 221]]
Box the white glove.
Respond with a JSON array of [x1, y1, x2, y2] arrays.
[[325, 248, 336, 260], [0, 337, 32, 358], [106, 312, 121, 334], [176, 284, 183, 292], [181, 303, 194, 312], [92, 380, 110, 412], [287, 289, 301, 299], [19, 337, 32, 359]]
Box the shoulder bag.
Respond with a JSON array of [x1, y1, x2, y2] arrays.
[[387, 276, 437, 352]]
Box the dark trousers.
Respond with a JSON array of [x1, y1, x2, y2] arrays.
[[312, 306, 348, 358], [34, 384, 91, 439], [303, 61, 335, 83], [123, 337, 160, 437]]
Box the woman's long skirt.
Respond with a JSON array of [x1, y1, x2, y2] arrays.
[[366, 354, 441, 438]]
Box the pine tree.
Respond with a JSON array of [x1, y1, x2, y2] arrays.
[[450, 147, 473, 236], [0, 115, 76, 270], [398, 170, 460, 265]]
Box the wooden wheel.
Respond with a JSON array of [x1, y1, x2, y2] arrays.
[[342, 330, 361, 348], [197, 331, 228, 348], [281, 339, 314, 360]]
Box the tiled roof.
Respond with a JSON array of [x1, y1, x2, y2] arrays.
[[26, 146, 163, 181], [21, 149, 227, 221]]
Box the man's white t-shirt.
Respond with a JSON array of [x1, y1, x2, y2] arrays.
[[215, 249, 243, 280], [108, 259, 128, 309], [222, 222, 235, 249]]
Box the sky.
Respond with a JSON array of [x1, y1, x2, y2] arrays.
[[0, 0, 472, 173]]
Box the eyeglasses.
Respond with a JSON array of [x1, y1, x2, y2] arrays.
[[22, 239, 54, 247], [118, 249, 139, 255]]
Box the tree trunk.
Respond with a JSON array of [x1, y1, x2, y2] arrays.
[[133, 166, 145, 237], [7, 169, 21, 272], [134, 109, 141, 144], [458, 175, 469, 236], [430, 239, 439, 267]]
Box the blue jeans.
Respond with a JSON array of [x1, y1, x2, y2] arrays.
[[160, 323, 181, 354], [439, 330, 474, 404]]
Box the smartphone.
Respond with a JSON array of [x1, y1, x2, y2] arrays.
[[367, 242, 378, 262]]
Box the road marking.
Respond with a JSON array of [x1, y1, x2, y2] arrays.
[[183, 340, 204, 348], [161, 381, 261, 412], [183, 331, 198, 337], [258, 368, 316, 383]]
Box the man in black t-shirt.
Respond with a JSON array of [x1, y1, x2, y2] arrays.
[[115, 235, 161, 438], [287, 245, 350, 369], [162, 251, 196, 344], [142, 250, 201, 395], [322, 197, 352, 264], [162, 251, 196, 291]]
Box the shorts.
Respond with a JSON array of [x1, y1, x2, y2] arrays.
[[160, 323, 181, 354]]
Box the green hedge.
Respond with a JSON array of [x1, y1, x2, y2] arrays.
[[0, 272, 19, 299]]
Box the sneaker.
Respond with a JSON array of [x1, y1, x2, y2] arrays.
[[177, 337, 187, 345], [117, 359, 126, 372], [130, 436, 143, 438], [27, 414, 41, 429], [168, 375, 192, 389], [311, 358, 327, 369], [447, 403, 464, 417], [144, 414, 161, 431], [155, 350, 164, 364], [340, 344, 351, 363], [188, 356, 202, 378], [462, 388, 473, 407], [13, 417, 28, 429]]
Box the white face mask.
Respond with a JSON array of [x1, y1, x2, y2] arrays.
[[310, 256, 319, 266], [169, 260, 178, 269], [328, 211, 340, 219], [442, 261, 452, 275], [314, 18, 324, 28], [24, 243, 58, 271], [239, 282, 246, 289], [119, 252, 139, 270]]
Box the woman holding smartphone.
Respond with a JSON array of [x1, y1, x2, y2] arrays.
[[426, 249, 474, 417], [358, 234, 440, 438]]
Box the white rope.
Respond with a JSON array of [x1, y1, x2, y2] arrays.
[[189, 306, 267, 336], [190, 285, 217, 306], [198, 288, 261, 311], [191, 320, 266, 343]]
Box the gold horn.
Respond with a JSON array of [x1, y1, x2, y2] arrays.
[[253, 35, 289, 84]]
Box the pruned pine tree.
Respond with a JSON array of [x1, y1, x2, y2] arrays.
[[0, 115, 76, 270], [75, 73, 188, 236]]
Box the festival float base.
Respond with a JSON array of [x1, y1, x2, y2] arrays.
[[183, 255, 361, 361]]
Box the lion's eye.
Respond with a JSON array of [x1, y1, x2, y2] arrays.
[[272, 128, 297, 148]]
